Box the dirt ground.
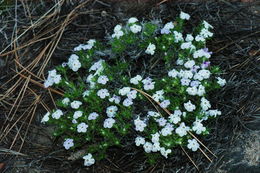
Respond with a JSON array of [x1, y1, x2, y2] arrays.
[[0, 0, 259, 172]]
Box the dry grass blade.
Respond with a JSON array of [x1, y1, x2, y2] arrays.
[[132, 87, 216, 163], [18, 102, 39, 152], [0, 0, 65, 55], [17, 72, 64, 96], [0, 101, 35, 142], [199, 148, 213, 163], [1, 0, 258, 172], [181, 146, 199, 171], [0, 148, 27, 156], [14, 59, 44, 81], [1, 75, 30, 137], [188, 132, 217, 158]]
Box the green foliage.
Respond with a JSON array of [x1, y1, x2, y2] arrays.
[[42, 14, 226, 166]]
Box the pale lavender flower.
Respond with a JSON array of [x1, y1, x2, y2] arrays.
[[190, 80, 200, 87], [201, 61, 210, 69]]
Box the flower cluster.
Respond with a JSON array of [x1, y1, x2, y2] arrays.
[[42, 12, 226, 166]]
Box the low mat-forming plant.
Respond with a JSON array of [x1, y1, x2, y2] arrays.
[[42, 11, 226, 167]]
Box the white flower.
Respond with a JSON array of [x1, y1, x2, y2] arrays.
[[169, 114, 181, 124], [112, 25, 124, 39], [156, 117, 167, 127], [152, 90, 164, 102], [193, 73, 203, 81], [77, 122, 88, 133], [86, 74, 95, 87], [103, 118, 115, 128], [185, 34, 194, 42], [44, 69, 62, 88], [134, 117, 147, 132], [71, 100, 82, 109], [187, 139, 200, 151], [74, 40, 96, 51], [216, 77, 226, 87], [197, 85, 205, 96], [205, 109, 221, 117], [184, 100, 196, 112], [112, 30, 124, 39], [147, 111, 160, 118], [200, 28, 213, 38], [175, 122, 190, 137], [41, 112, 50, 123], [195, 35, 205, 42], [160, 147, 172, 158], [176, 58, 184, 65], [182, 112, 187, 117], [160, 100, 170, 108], [52, 109, 63, 119], [130, 24, 142, 33], [63, 138, 74, 150], [184, 60, 195, 69], [181, 78, 191, 86], [181, 42, 193, 50], [127, 90, 137, 99], [97, 89, 110, 99], [144, 82, 155, 90], [174, 110, 182, 116], [114, 25, 122, 32], [168, 69, 178, 78], [88, 112, 99, 120], [73, 111, 83, 119], [178, 70, 193, 79], [135, 136, 145, 146], [151, 132, 160, 143], [164, 22, 174, 29], [52, 74, 61, 84], [130, 75, 142, 85], [142, 77, 155, 90], [62, 97, 70, 105], [83, 90, 90, 97], [173, 31, 183, 43], [190, 80, 200, 87], [161, 124, 174, 136], [199, 69, 211, 79], [109, 95, 121, 104], [186, 87, 197, 96], [43, 80, 53, 88], [143, 142, 153, 153], [128, 17, 138, 24], [203, 20, 213, 29], [106, 106, 118, 117], [180, 11, 190, 20], [73, 44, 85, 51], [193, 49, 211, 59], [192, 120, 206, 134], [83, 153, 95, 166], [145, 43, 156, 55], [193, 49, 205, 58], [119, 87, 131, 96], [97, 75, 109, 85], [194, 70, 211, 81], [161, 22, 174, 34], [87, 39, 96, 47], [200, 97, 211, 111], [72, 119, 77, 124], [123, 98, 133, 107], [152, 142, 161, 152], [68, 54, 81, 72], [89, 60, 104, 72]]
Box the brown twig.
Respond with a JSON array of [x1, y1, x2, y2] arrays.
[[181, 146, 199, 171]]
